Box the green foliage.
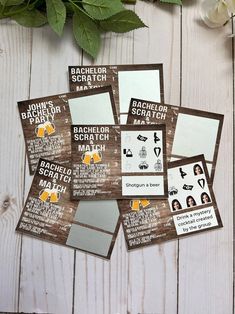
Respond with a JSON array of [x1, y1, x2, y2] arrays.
[[0, 0, 24, 6], [46, 0, 66, 35], [82, 0, 124, 20], [100, 10, 147, 33], [73, 9, 101, 58], [12, 8, 47, 27], [160, 0, 182, 5], [0, 0, 179, 58]]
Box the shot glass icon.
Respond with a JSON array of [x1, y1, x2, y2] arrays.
[[130, 199, 150, 211]]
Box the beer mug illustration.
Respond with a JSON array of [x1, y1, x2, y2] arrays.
[[92, 150, 102, 163], [39, 189, 50, 202], [50, 189, 60, 203], [130, 199, 150, 211], [36, 124, 45, 138], [44, 121, 55, 135], [82, 151, 92, 165], [140, 199, 150, 208], [130, 200, 140, 211]]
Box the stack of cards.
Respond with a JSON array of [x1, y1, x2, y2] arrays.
[[16, 64, 224, 259]]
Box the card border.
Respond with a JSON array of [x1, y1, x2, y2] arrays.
[[18, 86, 118, 175], [15, 157, 121, 260], [119, 154, 223, 251], [127, 98, 224, 183], [70, 124, 168, 200]]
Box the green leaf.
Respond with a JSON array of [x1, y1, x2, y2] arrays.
[[73, 10, 101, 59], [100, 10, 147, 33], [12, 9, 47, 27], [0, 0, 24, 6], [82, 0, 124, 20], [160, 0, 182, 5], [46, 0, 66, 36], [65, 2, 75, 15]]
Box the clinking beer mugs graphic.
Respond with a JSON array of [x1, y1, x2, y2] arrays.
[[35, 121, 55, 138], [82, 150, 102, 165], [39, 188, 60, 203], [130, 199, 150, 211]]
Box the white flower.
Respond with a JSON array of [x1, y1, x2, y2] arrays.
[[201, 0, 233, 28]]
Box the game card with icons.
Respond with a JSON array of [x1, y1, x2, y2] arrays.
[[16, 159, 121, 259], [127, 98, 224, 182], [68, 64, 164, 124], [118, 155, 223, 250], [18, 86, 117, 175], [71, 124, 168, 200]]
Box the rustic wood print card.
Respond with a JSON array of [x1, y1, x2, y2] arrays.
[[16, 159, 121, 259], [119, 155, 223, 250], [68, 64, 164, 124], [71, 124, 168, 200], [18, 94, 71, 175], [127, 98, 224, 182], [18, 86, 117, 175]]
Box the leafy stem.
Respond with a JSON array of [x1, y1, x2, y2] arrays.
[[1, 0, 40, 18], [68, 0, 95, 20]]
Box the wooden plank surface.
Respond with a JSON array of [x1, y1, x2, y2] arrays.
[[0, 20, 31, 312], [127, 2, 180, 314], [73, 25, 134, 314], [0, 2, 234, 313], [179, 3, 234, 314], [19, 24, 81, 314]]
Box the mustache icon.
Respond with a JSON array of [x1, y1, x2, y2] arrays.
[[35, 121, 55, 138], [130, 199, 150, 211], [82, 150, 102, 165], [39, 188, 60, 203]]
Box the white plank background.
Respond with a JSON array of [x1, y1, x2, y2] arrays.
[[0, 1, 233, 313]]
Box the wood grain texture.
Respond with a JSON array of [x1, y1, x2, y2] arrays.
[[0, 2, 234, 314], [19, 23, 81, 314], [126, 2, 181, 313], [179, 2, 234, 314], [0, 20, 31, 312], [73, 24, 135, 314]]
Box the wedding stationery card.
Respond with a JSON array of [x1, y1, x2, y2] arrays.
[[16, 159, 121, 259], [71, 124, 168, 200], [68, 64, 164, 124], [18, 86, 117, 175], [118, 155, 223, 250], [127, 98, 224, 181]]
